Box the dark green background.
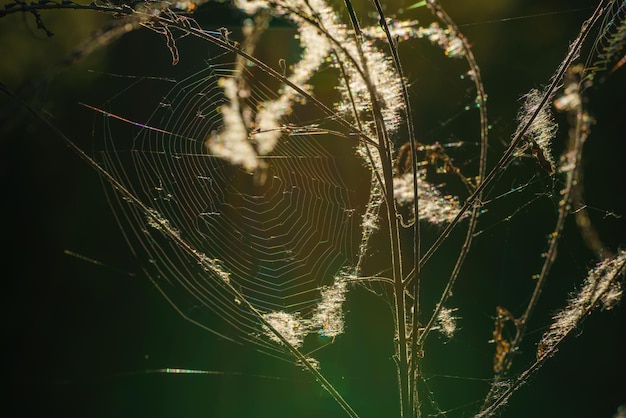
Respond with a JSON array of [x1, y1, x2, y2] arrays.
[[2, 1, 626, 417]]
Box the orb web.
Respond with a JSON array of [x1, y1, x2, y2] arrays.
[[93, 61, 364, 360]]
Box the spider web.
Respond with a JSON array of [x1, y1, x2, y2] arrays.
[[72, 3, 626, 416], [91, 60, 365, 361]]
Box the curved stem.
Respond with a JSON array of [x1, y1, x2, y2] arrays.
[[416, 0, 489, 350], [419, 0, 609, 270]]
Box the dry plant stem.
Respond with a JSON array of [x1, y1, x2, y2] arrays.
[[332, 53, 389, 277], [505, 96, 591, 369], [0, 82, 360, 418], [480, 6, 611, 407], [565, 76, 613, 259], [418, 0, 609, 271], [369, 1, 422, 413], [478, 256, 626, 417], [331, 49, 389, 304], [523, 126, 585, 321], [415, 0, 489, 349], [342, 1, 411, 415], [481, 84, 590, 409], [0, 1, 129, 18]]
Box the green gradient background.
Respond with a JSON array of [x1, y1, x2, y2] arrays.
[[2, 1, 626, 417]]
